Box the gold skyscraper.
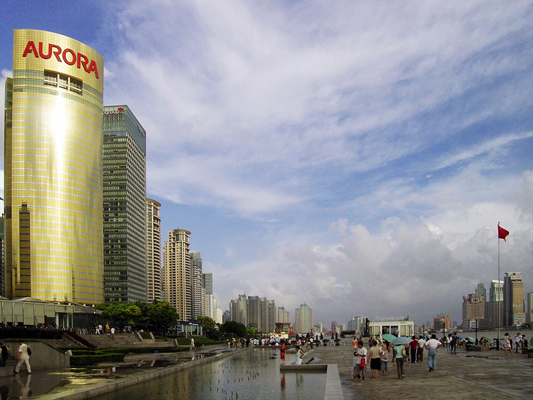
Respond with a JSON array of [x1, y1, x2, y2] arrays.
[[4, 30, 104, 303]]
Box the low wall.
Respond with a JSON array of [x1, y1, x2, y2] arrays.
[[4, 340, 69, 371]]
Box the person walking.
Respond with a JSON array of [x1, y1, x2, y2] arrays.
[[504, 333, 513, 355], [380, 341, 390, 376], [353, 340, 367, 381], [417, 335, 425, 362], [409, 336, 418, 364], [393, 342, 406, 379], [0, 343, 10, 367], [425, 334, 442, 372], [189, 338, 195, 351], [14, 340, 31, 375], [367, 339, 381, 379]]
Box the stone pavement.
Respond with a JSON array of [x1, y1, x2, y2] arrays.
[[0, 340, 532, 399], [305, 339, 533, 399]]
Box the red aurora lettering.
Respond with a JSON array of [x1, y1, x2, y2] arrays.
[[22, 41, 100, 79]]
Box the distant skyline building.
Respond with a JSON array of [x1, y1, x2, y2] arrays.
[[527, 292, 533, 325], [190, 252, 203, 320], [229, 295, 275, 332], [145, 198, 162, 303], [485, 280, 504, 330], [277, 307, 290, 324], [5, 29, 104, 303], [348, 316, 364, 333], [475, 283, 486, 300], [103, 105, 147, 302], [164, 229, 191, 320], [294, 304, 313, 334], [462, 294, 485, 330], [504, 272, 525, 327]]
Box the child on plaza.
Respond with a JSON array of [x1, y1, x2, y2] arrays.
[[353, 340, 367, 381]]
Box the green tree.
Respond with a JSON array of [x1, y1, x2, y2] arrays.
[[197, 316, 218, 339], [220, 321, 246, 338], [146, 300, 179, 334]]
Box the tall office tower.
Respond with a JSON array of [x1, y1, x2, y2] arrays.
[[266, 299, 276, 333], [485, 280, 503, 329], [164, 229, 191, 320], [278, 307, 290, 323], [331, 321, 339, 333], [103, 105, 146, 302], [202, 273, 214, 318], [348, 316, 363, 333], [145, 198, 161, 303], [527, 292, 533, 325], [489, 280, 503, 302], [0, 216, 4, 297], [475, 283, 486, 300], [247, 296, 261, 330], [190, 252, 203, 320], [294, 304, 313, 334], [503, 272, 525, 327], [5, 30, 104, 303]]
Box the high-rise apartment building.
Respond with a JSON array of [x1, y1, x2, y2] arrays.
[[202, 273, 214, 319], [146, 198, 162, 303], [294, 304, 313, 334], [5, 30, 104, 303], [229, 294, 248, 327], [103, 105, 146, 302], [190, 252, 203, 320], [277, 307, 290, 323], [503, 272, 525, 327], [164, 229, 191, 320], [228, 295, 275, 332]]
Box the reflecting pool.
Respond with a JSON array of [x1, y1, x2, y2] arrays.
[[100, 348, 327, 400]]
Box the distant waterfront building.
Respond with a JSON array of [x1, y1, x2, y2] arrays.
[[330, 321, 339, 334], [475, 283, 486, 300], [348, 316, 363, 333], [277, 307, 290, 323], [164, 229, 191, 320], [433, 315, 450, 331], [5, 29, 104, 303], [462, 294, 485, 330], [504, 272, 525, 327], [145, 198, 162, 303], [527, 292, 533, 325], [484, 280, 503, 329], [294, 304, 313, 334], [103, 105, 147, 302]]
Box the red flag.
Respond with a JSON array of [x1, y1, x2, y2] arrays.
[[498, 226, 509, 241]]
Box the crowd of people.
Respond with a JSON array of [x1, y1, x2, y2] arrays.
[[352, 334, 448, 381]]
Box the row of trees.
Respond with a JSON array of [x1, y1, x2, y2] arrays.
[[95, 300, 178, 333], [95, 301, 256, 340]]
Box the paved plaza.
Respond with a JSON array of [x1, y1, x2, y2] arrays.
[[0, 339, 531, 399], [308, 340, 533, 399]]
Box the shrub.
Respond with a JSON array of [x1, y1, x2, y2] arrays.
[[0, 327, 63, 340]]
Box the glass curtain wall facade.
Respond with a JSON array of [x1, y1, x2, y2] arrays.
[[103, 105, 146, 302], [5, 30, 104, 303], [146, 198, 162, 303]]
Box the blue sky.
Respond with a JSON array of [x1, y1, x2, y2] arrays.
[[2, 0, 533, 328]]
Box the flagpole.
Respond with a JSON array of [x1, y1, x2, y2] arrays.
[[496, 221, 503, 350]]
